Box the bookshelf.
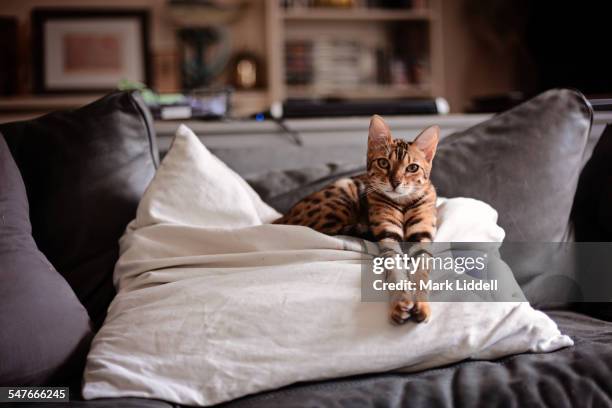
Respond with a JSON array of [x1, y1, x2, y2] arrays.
[[265, 0, 444, 106], [0, 1, 445, 119]]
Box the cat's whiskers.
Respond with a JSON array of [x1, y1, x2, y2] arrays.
[[361, 182, 387, 197]]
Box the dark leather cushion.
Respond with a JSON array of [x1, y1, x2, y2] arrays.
[[431, 88, 592, 242], [0, 91, 158, 328], [430, 89, 593, 307], [0, 134, 93, 386]]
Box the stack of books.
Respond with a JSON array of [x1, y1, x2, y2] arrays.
[[286, 39, 379, 89], [312, 40, 362, 88], [285, 41, 313, 85]]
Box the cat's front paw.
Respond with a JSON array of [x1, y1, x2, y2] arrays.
[[389, 293, 431, 325], [389, 293, 414, 325], [411, 301, 431, 323]]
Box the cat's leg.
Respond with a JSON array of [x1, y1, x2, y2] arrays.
[[402, 205, 437, 323], [367, 198, 415, 324]]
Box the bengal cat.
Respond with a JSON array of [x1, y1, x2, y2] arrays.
[[274, 115, 439, 324]]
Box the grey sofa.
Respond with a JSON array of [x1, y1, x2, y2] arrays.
[[1, 89, 611, 407]]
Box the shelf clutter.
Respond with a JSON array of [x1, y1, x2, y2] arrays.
[[285, 38, 430, 98], [273, 0, 439, 101], [0, 90, 269, 123], [0, 0, 444, 120]]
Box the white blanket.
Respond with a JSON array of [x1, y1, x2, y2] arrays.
[[83, 125, 572, 406]]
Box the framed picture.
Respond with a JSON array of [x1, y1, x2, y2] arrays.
[[32, 9, 151, 93]]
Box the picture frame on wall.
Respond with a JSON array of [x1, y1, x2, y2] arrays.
[[32, 8, 151, 93]]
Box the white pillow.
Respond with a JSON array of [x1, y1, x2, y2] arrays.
[[83, 125, 572, 406], [435, 196, 505, 242], [135, 124, 280, 229]]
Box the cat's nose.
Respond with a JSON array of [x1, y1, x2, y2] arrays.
[[390, 179, 400, 189]]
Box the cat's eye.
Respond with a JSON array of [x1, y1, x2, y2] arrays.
[[377, 158, 390, 169], [406, 163, 419, 173]]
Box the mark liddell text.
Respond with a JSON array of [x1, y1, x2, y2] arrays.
[[373, 279, 498, 292]]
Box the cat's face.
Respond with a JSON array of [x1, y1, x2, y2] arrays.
[[366, 115, 439, 201]]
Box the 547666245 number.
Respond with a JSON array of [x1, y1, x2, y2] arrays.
[[0, 387, 69, 402]]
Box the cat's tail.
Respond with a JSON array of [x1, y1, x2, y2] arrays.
[[271, 215, 287, 224]]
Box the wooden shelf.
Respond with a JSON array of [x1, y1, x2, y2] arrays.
[[286, 84, 432, 99], [231, 90, 270, 117], [0, 94, 104, 112], [280, 7, 433, 21], [0, 91, 269, 119]]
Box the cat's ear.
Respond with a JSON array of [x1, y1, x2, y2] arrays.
[[413, 125, 439, 162], [368, 115, 392, 151]]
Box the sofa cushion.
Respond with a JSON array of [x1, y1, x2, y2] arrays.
[[0, 91, 159, 328], [0, 134, 93, 385], [431, 88, 592, 242]]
